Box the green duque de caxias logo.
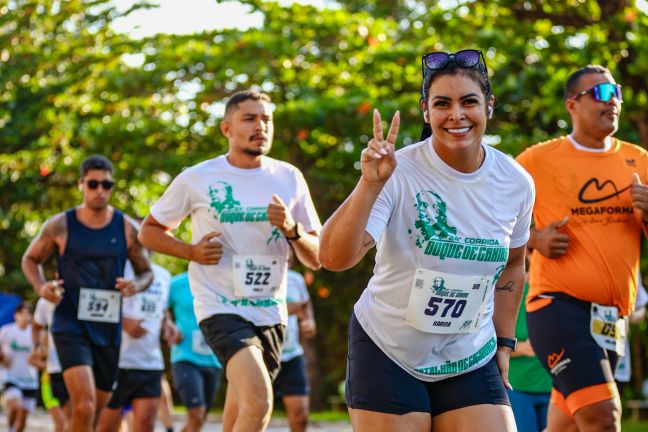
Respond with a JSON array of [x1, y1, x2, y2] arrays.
[[207, 181, 281, 244], [410, 189, 508, 263]]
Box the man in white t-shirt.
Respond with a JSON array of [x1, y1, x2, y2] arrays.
[[30, 297, 70, 432], [139, 90, 322, 432], [96, 261, 176, 432], [0, 302, 38, 432]]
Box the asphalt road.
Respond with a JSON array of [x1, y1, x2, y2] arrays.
[[1, 408, 353, 431]]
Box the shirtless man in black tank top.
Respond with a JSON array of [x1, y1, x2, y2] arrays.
[[21, 155, 153, 432]]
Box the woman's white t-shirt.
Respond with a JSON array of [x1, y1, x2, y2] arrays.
[[355, 138, 535, 382]]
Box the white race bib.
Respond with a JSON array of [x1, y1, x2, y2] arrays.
[[405, 269, 492, 334], [132, 293, 162, 320], [191, 330, 212, 356], [232, 255, 283, 298], [590, 303, 626, 355], [77, 288, 121, 323]]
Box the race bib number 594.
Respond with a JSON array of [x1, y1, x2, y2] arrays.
[[77, 288, 121, 323]]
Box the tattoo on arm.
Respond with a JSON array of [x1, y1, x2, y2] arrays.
[[129, 248, 151, 274], [126, 217, 140, 249], [128, 242, 152, 276], [126, 219, 152, 276], [28, 215, 66, 262], [50, 214, 67, 237], [495, 280, 515, 292]]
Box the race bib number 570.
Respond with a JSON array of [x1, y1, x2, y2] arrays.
[[405, 269, 492, 334]]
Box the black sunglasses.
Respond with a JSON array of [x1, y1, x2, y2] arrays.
[[421, 49, 488, 76], [85, 179, 114, 190]]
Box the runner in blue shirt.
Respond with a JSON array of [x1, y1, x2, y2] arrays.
[[168, 272, 222, 431]]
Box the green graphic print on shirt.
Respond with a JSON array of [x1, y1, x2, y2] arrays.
[[207, 181, 280, 244], [409, 189, 509, 264], [11, 338, 31, 353]]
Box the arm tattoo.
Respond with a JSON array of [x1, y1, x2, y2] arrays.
[[129, 247, 151, 275], [49, 214, 67, 238], [126, 217, 140, 248], [495, 280, 515, 292], [126, 220, 152, 276], [30, 214, 66, 262], [128, 237, 153, 292]]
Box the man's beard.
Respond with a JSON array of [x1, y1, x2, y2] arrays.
[[243, 147, 268, 157]]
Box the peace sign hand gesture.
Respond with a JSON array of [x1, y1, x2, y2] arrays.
[[361, 109, 400, 184]]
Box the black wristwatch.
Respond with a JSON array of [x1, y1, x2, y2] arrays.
[[496, 337, 518, 352], [285, 222, 302, 241]]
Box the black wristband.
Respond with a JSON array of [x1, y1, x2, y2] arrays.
[[496, 337, 517, 352], [285, 223, 302, 241]]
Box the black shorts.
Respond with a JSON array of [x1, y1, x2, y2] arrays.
[[199, 313, 285, 381], [50, 373, 70, 406], [274, 355, 309, 397], [526, 293, 619, 414], [107, 369, 163, 409], [171, 361, 222, 409], [4, 382, 38, 399], [346, 313, 509, 416], [53, 331, 120, 392]]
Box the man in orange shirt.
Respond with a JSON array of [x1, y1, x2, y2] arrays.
[[516, 65, 648, 432]]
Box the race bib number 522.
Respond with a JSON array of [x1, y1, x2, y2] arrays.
[[232, 255, 283, 298]]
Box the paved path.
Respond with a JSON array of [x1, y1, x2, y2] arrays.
[[2, 408, 353, 431]]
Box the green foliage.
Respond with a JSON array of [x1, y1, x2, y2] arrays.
[[2, 0, 648, 404], [620, 419, 648, 432]]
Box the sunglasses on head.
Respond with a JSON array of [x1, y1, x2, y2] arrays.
[[421, 49, 488, 76], [570, 82, 622, 103], [85, 179, 114, 190]]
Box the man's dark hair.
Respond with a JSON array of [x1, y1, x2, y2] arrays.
[[80, 155, 113, 178], [564, 65, 612, 100], [224, 91, 271, 119]]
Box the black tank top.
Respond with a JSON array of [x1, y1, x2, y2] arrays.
[[52, 208, 127, 346]]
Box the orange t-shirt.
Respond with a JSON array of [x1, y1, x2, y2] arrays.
[[516, 136, 648, 315]]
